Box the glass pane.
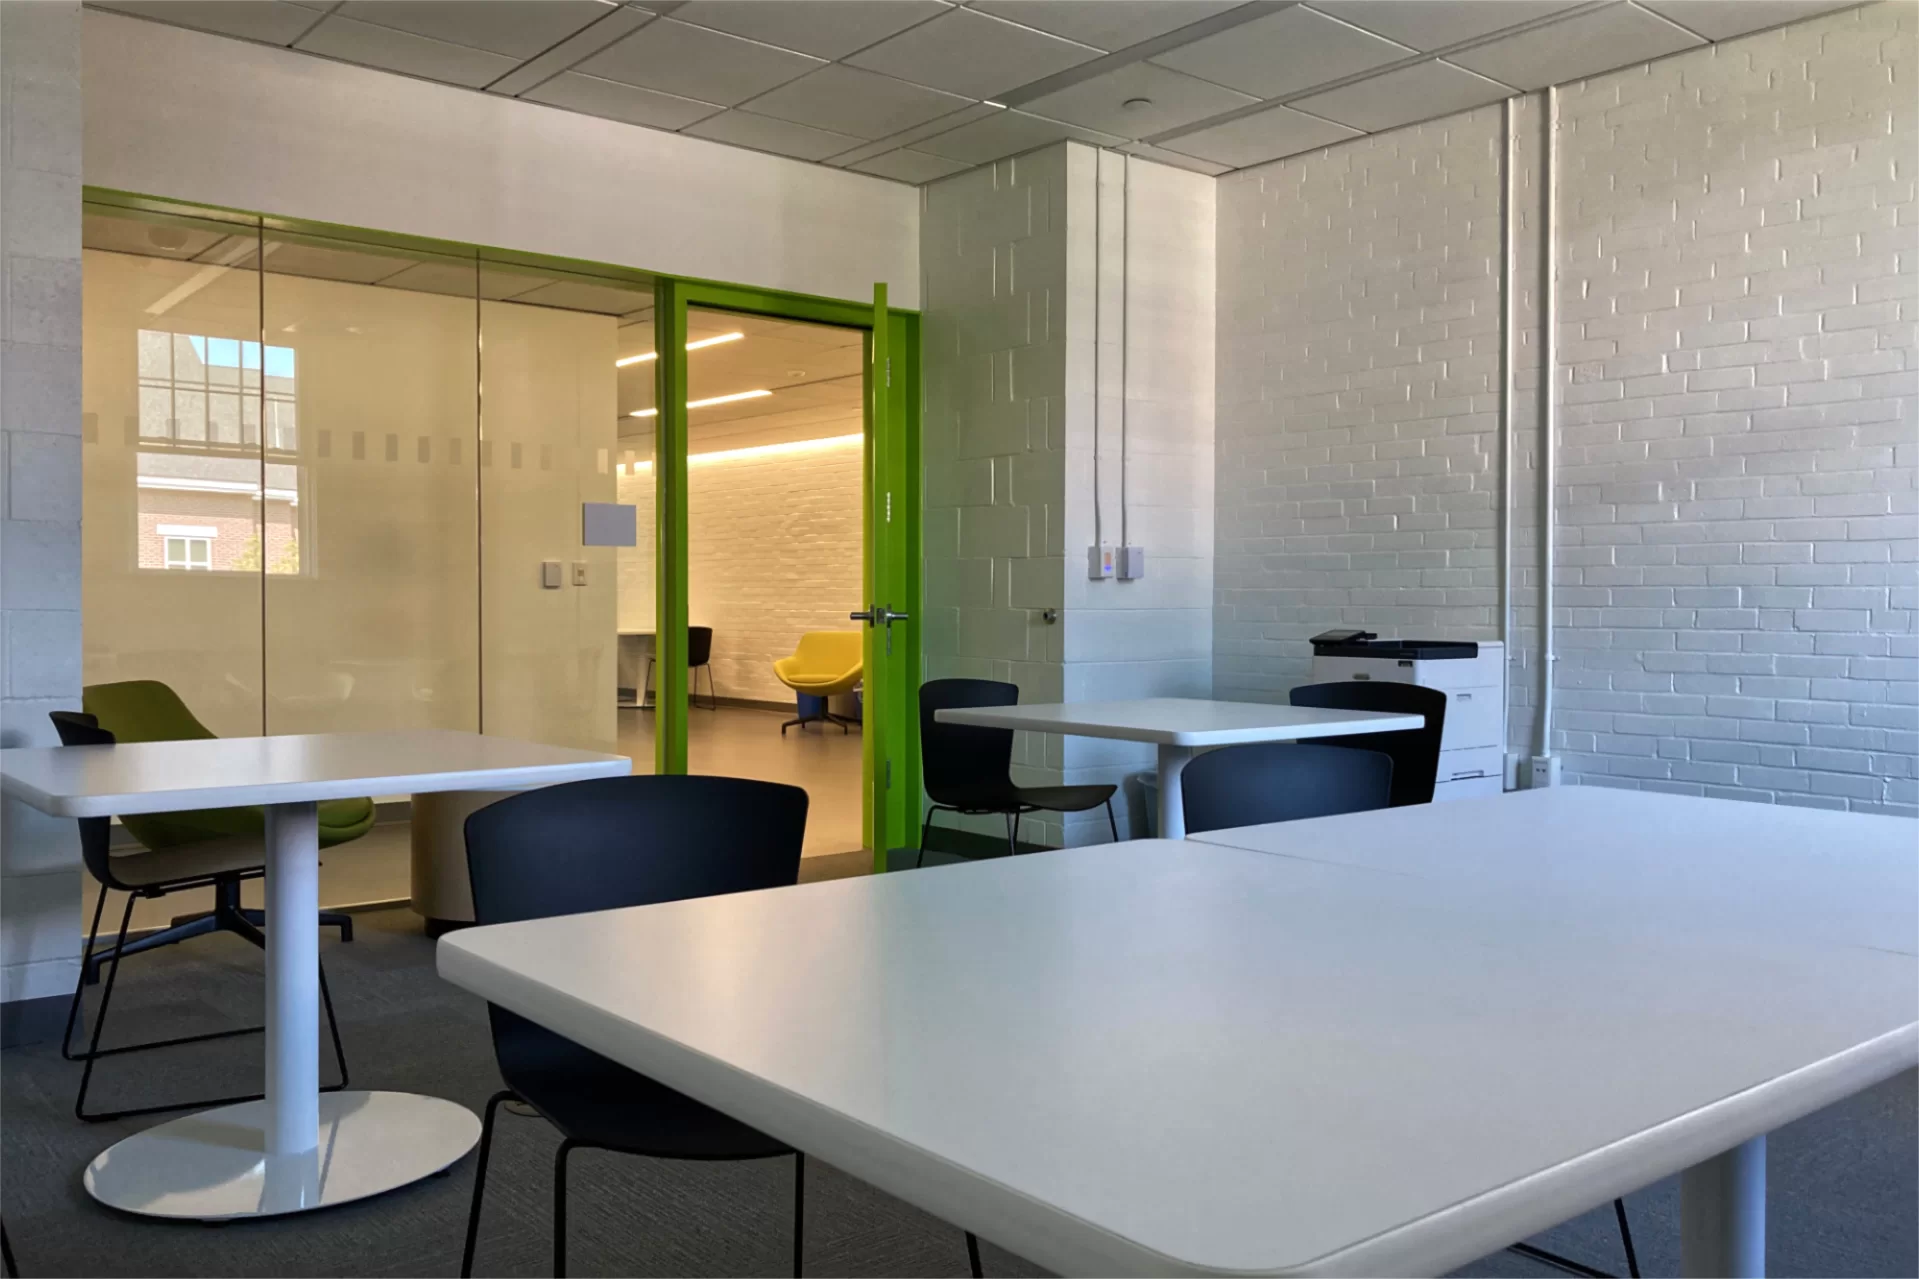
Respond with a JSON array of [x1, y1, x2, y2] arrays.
[[82, 203, 265, 736], [682, 307, 868, 857], [260, 230, 481, 735], [479, 261, 647, 756]]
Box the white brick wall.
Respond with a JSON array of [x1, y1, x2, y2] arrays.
[[1216, 108, 1507, 700], [1548, 3, 1917, 812], [1215, 3, 1918, 814], [0, 0, 84, 1011], [616, 435, 864, 704]]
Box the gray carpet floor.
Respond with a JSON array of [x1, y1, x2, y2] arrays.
[[2, 906, 1913, 1278]]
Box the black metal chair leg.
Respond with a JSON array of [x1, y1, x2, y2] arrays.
[[460, 1089, 516, 1278], [1105, 798, 1119, 842], [1, 1220, 17, 1279], [82, 910, 221, 984], [1003, 812, 1017, 857], [62, 887, 110, 1057], [75, 893, 138, 1120], [317, 955, 350, 1089], [554, 1138, 578, 1279], [793, 1152, 805, 1278], [917, 811, 936, 868], [1614, 1198, 1639, 1279], [966, 1230, 983, 1278]]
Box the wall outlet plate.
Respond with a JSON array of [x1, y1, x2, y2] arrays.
[[1088, 545, 1115, 579], [1118, 546, 1145, 579], [1523, 755, 1562, 788]]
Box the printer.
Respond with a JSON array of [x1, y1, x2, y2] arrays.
[[1308, 630, 1505, 801]]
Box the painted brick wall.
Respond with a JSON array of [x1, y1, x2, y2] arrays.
[[1549, 3, 1916, 811], [922, 146, 1072, 840], [1216, 108, 1506, 704], [0, 0, 84, 1016], [1061, 147, 1216, 840], [1215, 2, 1918, 813], [616, 434, 865, 704]]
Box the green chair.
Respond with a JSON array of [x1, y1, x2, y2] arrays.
[[80, 680, 370, 975]]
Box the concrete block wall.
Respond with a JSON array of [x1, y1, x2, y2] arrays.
[[1061, 147, 1215, 840], [616, 434, 865, 704], [0, 0, 84, 1023], [1215, 2, 1917, 812], [1548, 2, 1916, 810], [922, 142, 1215, 845], [921, 146, 1071, 841]]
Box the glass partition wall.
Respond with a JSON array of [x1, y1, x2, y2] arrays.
[[81, 197, 648, 758]]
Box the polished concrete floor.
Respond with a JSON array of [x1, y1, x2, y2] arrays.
[[87, 706, 868, 935]]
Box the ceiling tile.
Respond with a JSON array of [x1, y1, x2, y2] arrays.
[[847, 149, 975, 183], [1150, 6, 1413, 99], [1308, 1, 1587, 52], [295, 14, 520, 87], [575, 17, 823, 107], [970, 1, 1243, 52], [485, 6, 654, 96], [741, 65, 972, 139], [1288, 58, 1511, 131], [913, 108, 1124, 163], [1020, 61, 1256, 139], [684, 110, 867, 162], [90, 1, 322, 46], [671, 0, 950, 60], [524, 71, 725, 130], [1447, 3, 1702, 91], [1158, 102, 1361, 168], [334, 1, 614, 59], [1634, 0, 1859, 41], [822, 102, 1003, 166], [1116, 141, 1232, 176], [846, 9, 1100, 100]]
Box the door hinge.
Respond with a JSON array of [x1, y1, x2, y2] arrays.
[[886, 491, 893, 523], [885, 356, 892, 387]]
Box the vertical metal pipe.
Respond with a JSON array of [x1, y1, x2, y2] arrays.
[[1499, 98, 1516, 775], [1536, 86, 1560, 761]]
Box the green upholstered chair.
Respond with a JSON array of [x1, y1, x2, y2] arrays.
[[83, 680, 376, 849]]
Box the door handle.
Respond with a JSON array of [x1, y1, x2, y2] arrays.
[[851, 606, 910, 627]]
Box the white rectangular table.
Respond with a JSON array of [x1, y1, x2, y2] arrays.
[[0, 728, 630, 1221], [932, 697, 1422, 838], [439, 815, 1915, 1277], [1190, 787, 1919, 1276]]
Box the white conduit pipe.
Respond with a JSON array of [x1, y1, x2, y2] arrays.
[[1535, 86, 1560, 761]]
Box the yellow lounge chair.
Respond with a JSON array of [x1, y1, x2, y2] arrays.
[[773, 631, 863, 735]]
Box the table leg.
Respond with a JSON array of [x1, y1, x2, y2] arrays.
[[1158, 745, 1195, 840], [1680, 1135, 1765, 1278], [266, 801, 320, 1155]]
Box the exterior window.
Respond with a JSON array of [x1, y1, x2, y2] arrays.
[[138, 330, 296, 450], [159, 525, 215, 571]]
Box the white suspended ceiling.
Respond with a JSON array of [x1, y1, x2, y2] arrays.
[[89, 0, 1867, 181]]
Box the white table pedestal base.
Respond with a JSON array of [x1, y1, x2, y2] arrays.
[[1157, 744, 1195, 840], [83, 1090, 480, 1220], [1680, 1135, 1765, 1278]]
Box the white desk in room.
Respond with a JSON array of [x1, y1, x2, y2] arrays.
[[441, 828, 1914, 1277], [0, 729, 630, 1221], [932, 697, 1422, 838], [1189, 787, 1919, 1277]]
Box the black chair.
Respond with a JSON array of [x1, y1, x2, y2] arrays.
[[1179, 741, 1393, 836], [459, 775, 811, 1278], [49, 711, 349, 1122], [917, 679, 1118, 864], [641, 626, 719, 711], [1289, 681, 1449, 806]]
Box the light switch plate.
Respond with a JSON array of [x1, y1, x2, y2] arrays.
[[572, 561, 588, 586]]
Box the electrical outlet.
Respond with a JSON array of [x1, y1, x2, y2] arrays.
[[571, 561, 588, 586], [1523, 755, 1562, 789], [1087, 545, 1115, 580], [1118, 546, 1145, 579]]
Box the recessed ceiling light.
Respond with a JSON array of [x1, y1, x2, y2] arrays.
[[614, 332, 745, 368], [625, 388, 773, 418], [1122, 97, 1154, 110]]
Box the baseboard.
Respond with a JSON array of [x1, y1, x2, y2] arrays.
[[0, 993, 68, 1048], [620, 695, 847, 716], [916, 827, 1053, 861]]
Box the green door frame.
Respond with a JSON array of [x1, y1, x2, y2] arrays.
[[654, 278, 922, 867], [83, 186, 926, 866]]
